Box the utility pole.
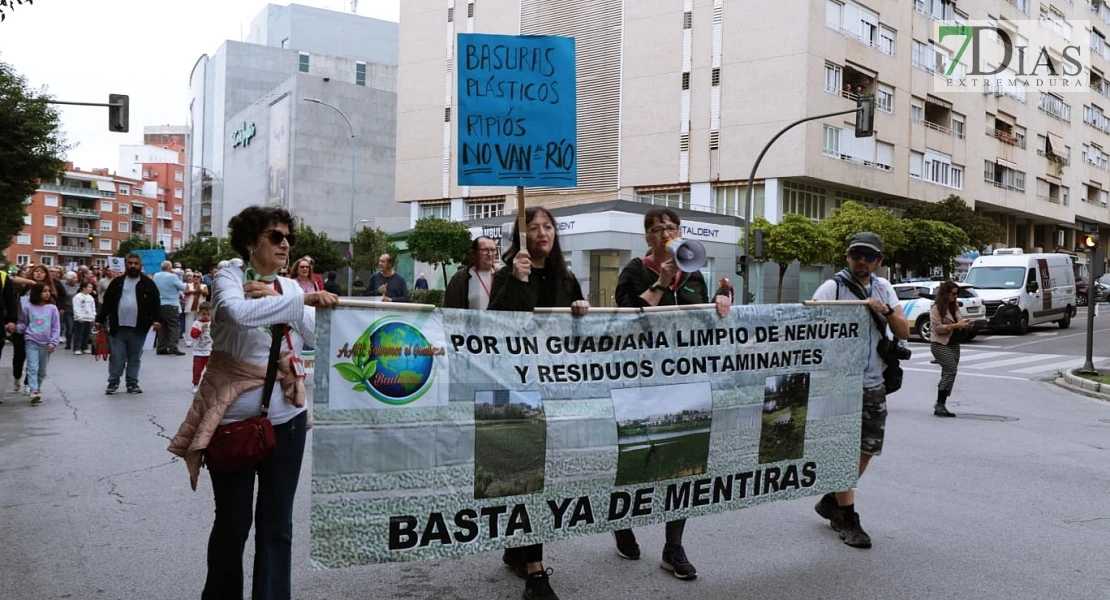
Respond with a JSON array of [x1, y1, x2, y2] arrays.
[[1077, 234, 1102, 374]]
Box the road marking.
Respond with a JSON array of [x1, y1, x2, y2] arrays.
[[902, 367, 1028, 381], [1005, 328, 1110, 349], [1010, 358, 1092, 375], [928, 350, 1009, 364], [1030, 332, 1057, 337], [963, 353, 1064, 370]]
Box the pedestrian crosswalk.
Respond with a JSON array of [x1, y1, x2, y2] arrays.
[[902, 346, 1108, 379]]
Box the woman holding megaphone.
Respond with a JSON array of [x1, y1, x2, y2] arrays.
[[610, 207, 731, 581]]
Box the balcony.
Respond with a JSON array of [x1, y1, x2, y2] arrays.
[[39, 183, 114, 199], [56, 245, 94, 256], [1038, 194, 1068, 205], [987, 126, 1026, 148], [157, 211, 172, 221], [57, 205, 100, 219], [58, 226, 99, 237], [130, 213, 148, 224]]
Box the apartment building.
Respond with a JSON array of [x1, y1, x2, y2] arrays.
[[5, 164, 157, 269], [396, 0, 1110, 303], [120, 131, 189, 251]]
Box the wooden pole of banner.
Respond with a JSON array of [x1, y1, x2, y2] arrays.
[[337, 298, 435, 311], [516, 186, 527, 253]]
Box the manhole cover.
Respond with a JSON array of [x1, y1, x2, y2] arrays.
[[955, 413, 1018, 422]]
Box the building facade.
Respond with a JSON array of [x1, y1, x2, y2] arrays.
[[119, 127, 190, 250], [397, 0, 1110, 303], [187, 3, 405, 241], [6, 164, 157, 269]]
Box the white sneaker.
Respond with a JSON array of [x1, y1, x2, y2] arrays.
[[185, 341, 192, 347], [23, 383, 31, 396], [191, 384, 199, 394], [12, 378, 20, 393], [74, 350, 82, 355], [30, 392, 42, 404]]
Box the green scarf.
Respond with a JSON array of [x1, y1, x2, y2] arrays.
[[245, 266, 278, 283]]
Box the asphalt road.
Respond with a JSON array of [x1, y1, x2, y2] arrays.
[[1, 345, 1109, 600]]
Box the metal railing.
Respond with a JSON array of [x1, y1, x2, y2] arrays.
[[130, 214, 148, 223], [57, 206, 100, 218], [57, 245, 94, 255], [987, 126, 1027, 148], [1036, 149, 1071, 166], [39, 183, 114, 199], [923, 120, 953, 135], [58, 226, 99, 236], [1038, 194, 1064, 205]]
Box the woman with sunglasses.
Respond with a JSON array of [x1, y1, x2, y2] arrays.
[[443, 235, 499, 310], [488, 206, 588, 600], [168, 205, 339, 600], [291, 257, 320, 294], [928, 280, 972, 418]]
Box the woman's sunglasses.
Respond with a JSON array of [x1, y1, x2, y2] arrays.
[[261, 229, 297, 247]]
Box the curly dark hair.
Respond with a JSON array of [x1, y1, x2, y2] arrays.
[[227, 206, 296, 260]]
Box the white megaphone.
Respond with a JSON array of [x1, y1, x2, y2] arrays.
[[666, 237, 707, 272]]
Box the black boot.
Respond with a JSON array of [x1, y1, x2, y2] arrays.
[[934, 390, 955, 417]]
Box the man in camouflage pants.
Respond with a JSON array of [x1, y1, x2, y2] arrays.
[[809, 232, 909, 548]]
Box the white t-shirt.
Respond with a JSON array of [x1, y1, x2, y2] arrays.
[[467, 268, 494, 311], [812, 274, 899, 390], [191, 319, 214, 356], [211, 267, 316, 426]]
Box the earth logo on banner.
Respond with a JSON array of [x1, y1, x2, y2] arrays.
[[331, 316, 442, 405]]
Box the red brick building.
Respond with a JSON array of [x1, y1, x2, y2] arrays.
[[5, 163, 157, 269]]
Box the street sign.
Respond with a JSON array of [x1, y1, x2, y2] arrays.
[[456, 33, 577, 187]]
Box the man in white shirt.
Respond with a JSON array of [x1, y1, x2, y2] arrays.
[[809, 232, 909, 549]]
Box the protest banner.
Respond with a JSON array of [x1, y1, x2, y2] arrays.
[[456, 33, 577, 188], [310, 301, 870, 568], [132, 249, 166, 275]]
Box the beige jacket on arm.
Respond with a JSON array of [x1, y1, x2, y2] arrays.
[[929, 304, 959, 345], [167, 349, 307, 490]]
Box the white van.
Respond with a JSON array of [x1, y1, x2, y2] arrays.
[[963, 250, 1077, 334]]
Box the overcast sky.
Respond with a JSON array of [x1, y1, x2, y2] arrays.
[[0, 0, 399, 174], [612, 382, 712, 421]]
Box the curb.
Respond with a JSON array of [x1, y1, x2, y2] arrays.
[[1055, 369, 1110, 403]]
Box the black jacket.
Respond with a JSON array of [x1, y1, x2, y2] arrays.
[[0, 273, 18, 325], [324, 279, 341, 295], [489, 264, 584, 312], [615, 257, 712, 308], [95, 275, 163, 336]]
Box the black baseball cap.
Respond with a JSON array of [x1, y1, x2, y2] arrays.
[[848, 232, 884, 254]]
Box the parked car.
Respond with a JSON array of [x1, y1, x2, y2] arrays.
[[1076, 277, 1089, 306], [1095, 274, 1110, 303], [893, 282, 988, 343]]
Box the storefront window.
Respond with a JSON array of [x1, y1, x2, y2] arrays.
[[712, 184, 764, 217]]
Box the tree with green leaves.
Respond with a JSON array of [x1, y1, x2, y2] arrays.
[[291, 224, 344, 274], [115, 235, 156, 258], [899, 219, 970, 278], [169, 234, 237, 272], [819, 201, 906, 266], [0, 60, 67, 251], [751, 214, 835, 302], [405, 217, 472, 285], [349, 226, 390, 273], [0, 0, 33, 22], [902, 195, 1002, 252]]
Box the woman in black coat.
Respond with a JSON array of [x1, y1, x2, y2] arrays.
[[488, 206, 588, 600]]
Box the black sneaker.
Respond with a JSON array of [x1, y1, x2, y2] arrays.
[[523, 568, 559, 600], [502, 548, 527, 579], [660, 543, 697, 580], [126, 384, 143, 394], [834, 510, 873, 548], [613, 529, 641, 560], [934, 404, 956, 417], [814, 493, 842, 530], [105, 382, 119, 395]]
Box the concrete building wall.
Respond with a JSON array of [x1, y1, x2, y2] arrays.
[[248, 3, 399, 65]]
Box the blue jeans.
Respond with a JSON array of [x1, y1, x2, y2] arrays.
[[203, 411, 307, 600], [24, 340, 50, 393], [108, 327, 146, 386]]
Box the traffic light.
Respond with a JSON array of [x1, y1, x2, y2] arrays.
[[736, 255, 747, 276], [855, 96, 875, 138], [87, 233, 94, 243], [1082, 233, 1099, 251], [753, 229, 766, 259], [108, 94, 129, 133]]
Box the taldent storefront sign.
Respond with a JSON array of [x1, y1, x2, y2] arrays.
[[231, 122, 257, 148]]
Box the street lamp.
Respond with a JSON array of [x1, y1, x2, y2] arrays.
[[302, 98, 357, 293]]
